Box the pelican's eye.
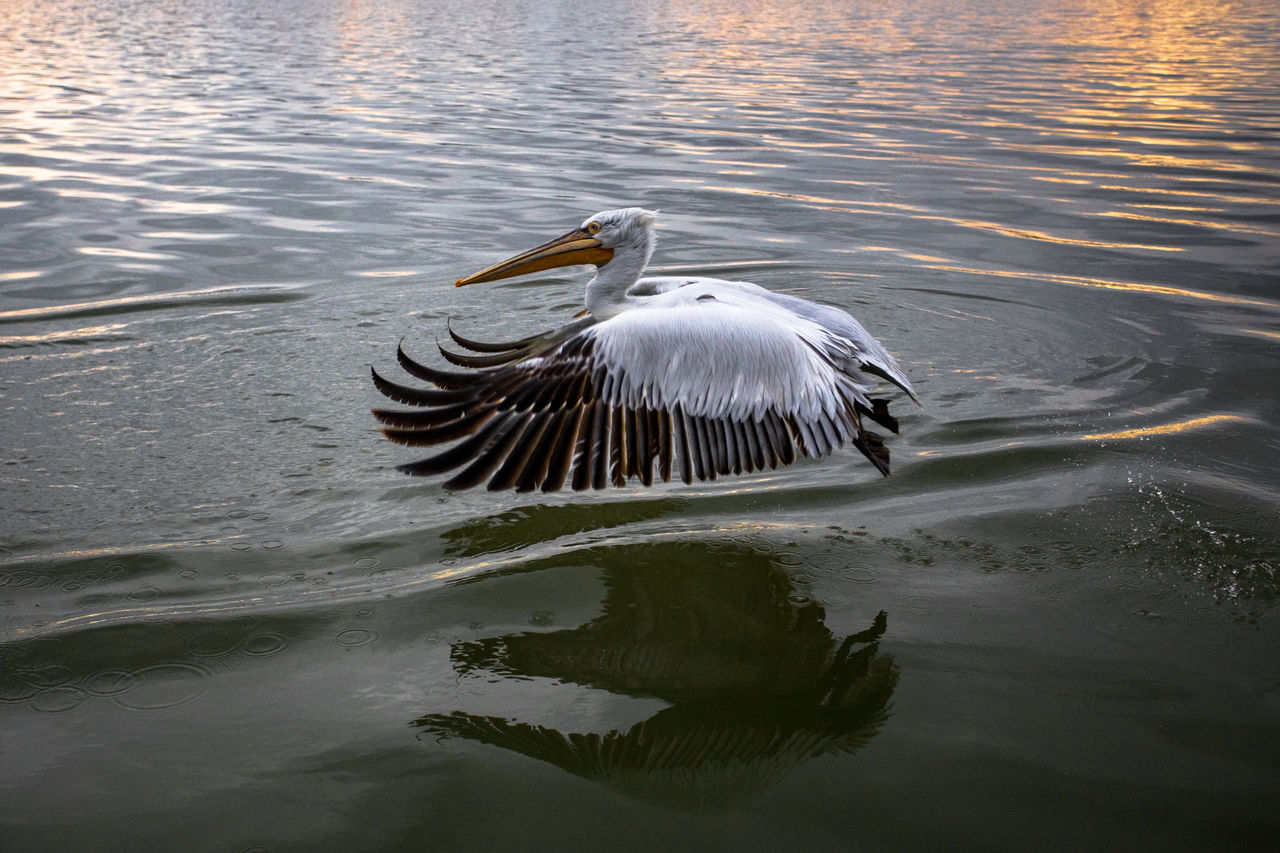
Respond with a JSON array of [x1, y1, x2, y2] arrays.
[[586, 221, 602, 235]]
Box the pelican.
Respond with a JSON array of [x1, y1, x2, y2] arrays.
[[371, 208, 917, 492]]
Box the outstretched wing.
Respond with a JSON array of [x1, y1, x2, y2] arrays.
[[371, 300, 901, 492], [634, 276, 918, 403]]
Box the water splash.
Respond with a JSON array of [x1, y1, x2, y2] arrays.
[[1123, 472, 1278, 612]]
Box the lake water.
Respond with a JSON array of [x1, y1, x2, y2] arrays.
[[3, 0, 1279, 849]]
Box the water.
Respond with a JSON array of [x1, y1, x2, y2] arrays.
[[2, 0, 1279, 849]]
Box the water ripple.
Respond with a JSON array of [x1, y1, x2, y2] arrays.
[[113, 662, 213, 711], [0, 283, 309, 323]]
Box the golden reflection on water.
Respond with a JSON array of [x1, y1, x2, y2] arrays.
[[1099, 184, 1277, 207], [913, 412, 1253, 457], [0, 322, 129, 346], [641, 0, 1280, 278], [705, 184, 1191, 252], [1099, 210, 1280, 239], [1241, 328, 1280, 342], [1082, 415, 1251, 441], [917, 262, 1280, 311]]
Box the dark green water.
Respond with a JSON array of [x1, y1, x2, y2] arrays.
[[2, 0, 1279, 850]]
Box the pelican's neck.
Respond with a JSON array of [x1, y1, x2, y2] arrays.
[[585, 229, 655, 319]]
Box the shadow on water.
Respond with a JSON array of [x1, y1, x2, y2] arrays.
[[412, 540, 898, 810]]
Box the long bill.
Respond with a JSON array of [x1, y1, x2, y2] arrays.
[[455, 227, 614, 287]]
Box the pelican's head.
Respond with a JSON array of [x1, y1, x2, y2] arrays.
[[581, 207, 657, 252], [455, 207, 657, 287]]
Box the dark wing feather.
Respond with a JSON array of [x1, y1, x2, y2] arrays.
[[447, 319, 548, 354], [397, 341, 475, 388]]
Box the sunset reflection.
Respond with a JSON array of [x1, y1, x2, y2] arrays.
[[635, 0, 1280, 278], [2, 0, 1279, 848], [1083, 415, 1251, 441]]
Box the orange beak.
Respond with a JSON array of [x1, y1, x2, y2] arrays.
[[455, 227, 614, 287]]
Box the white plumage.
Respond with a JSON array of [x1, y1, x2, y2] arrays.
[[371, 208, 917, 491]]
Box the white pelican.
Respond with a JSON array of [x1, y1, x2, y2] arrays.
[[371, 208, 917, 492]]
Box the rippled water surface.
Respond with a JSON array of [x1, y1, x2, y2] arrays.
[[3, 0, 1280, 849]]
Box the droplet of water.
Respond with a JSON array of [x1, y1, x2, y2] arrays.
[[0, 570, 53, 590], [0, 675, 39, 703], [241, 631, 292, 657], [335, 628, 377, 647], [31, 685, 88, 713], [899, 594, 941, 613], [84, 669, 136, 696], [114, 662, 212, 711], [26, 664, 75, 687]]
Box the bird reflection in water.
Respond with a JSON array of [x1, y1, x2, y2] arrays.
[[412, 541, 898, 809]]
